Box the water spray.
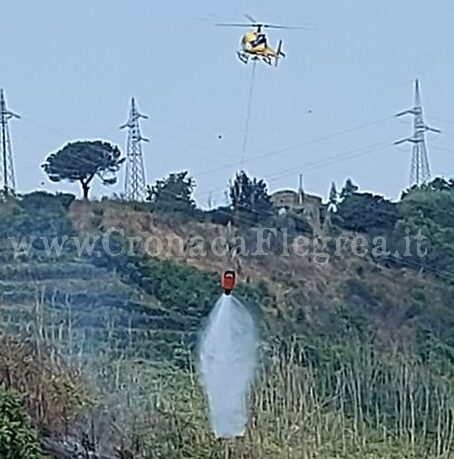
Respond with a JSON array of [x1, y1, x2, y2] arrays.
[[198, 272, 259, 438]]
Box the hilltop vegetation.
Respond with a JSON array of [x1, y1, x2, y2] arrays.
[[1, 174, 454, 457]]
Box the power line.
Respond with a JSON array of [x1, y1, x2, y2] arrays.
[[46, 110, 394, 204], [140, 157, 454, 294], [429, 115, 454, 126], [14, 106, 454, 290], [56, 128, 394, 205], [259, 141, 392, 185], [21, 107, 394, 193], [120, 98, 149, 201], [395, 79, 440, 187], [195, 115, 394, 180], [202, 140, 393, 205], [0, 89, 20, 197]]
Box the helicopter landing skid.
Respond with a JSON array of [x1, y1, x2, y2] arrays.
[[262, 56, 272, 66], [237, 52, 273, 66], [237, 51, 249, 64]]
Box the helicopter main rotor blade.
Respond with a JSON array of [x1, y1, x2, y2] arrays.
[[263, 24, 310, 30], [245, 14, 258, 23], [215, 23, 255, 27], [215, 19, 314, 30]]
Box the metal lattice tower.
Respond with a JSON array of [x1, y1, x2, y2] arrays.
[[120, 97, 149, 201], [395, 79, 440, 187], [0, 89, 20, 196]]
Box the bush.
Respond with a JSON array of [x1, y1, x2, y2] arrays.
[[18, 191, 75, 213], [202, 206, 233, 225], [335, 192, 401, 235], [0, 194, 75, 237], [0, 385, 42, 459]]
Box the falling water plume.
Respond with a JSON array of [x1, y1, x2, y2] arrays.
[[199, 294, 259, 438]]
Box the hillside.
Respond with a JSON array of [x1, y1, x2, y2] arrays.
[[1, 180, 454, 458]]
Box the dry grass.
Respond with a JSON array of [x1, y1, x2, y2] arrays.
[[2, 297, 454, 458], [0, 332, 88, 434], [67, 200, 443, 331], [77, 340, 454, 459]]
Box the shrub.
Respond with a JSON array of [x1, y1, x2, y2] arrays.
[[0, 385, 42, 459]]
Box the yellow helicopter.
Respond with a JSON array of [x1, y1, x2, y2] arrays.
[[216, 15, 300, 67]]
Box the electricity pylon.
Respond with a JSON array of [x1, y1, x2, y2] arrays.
[[120, 97, 149, 201], [395, 79, 440, 187], [0, 89, 20, 196]]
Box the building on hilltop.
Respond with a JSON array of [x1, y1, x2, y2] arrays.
[[270, 180, 326, 234]]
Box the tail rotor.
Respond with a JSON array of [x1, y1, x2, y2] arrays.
[[275, 40, 285, 66]]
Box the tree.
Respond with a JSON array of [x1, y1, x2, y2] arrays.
[[42, 141, 124, 199], [335, 192, 400, 234], [424, 177, 454, 192], [229, 171, 272, 225], [401, 177, 454, 199], [393, 181, 454, 279], [147, 171, 196, 214], [340, 178, 359, 200], [328, 182, 338, 212]]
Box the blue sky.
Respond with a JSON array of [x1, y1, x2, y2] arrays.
[[1, 0, 454, 205]]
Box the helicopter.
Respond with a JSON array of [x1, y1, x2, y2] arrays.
[[216, 15, 300, 67]]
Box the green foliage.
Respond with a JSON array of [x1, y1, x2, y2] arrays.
[[117, 254, 266, 319], [0, 193, 75, 257], [18, 191, 75, 212], [339, 177, 359, 199], [0, 385, 42, 459], [239, 213, 313, 256], [90, 245, 269, 362], [328, 181, 338, 211], [2, 187, 454, 457], [2, 177, 454, 457], [335, 192, 401, 234], [392, 181, 454, 280], [42, 140, 124, 199], [268, 212, 312, 235], [401, 176, 454, 199], [202, 205, 233, 225], [426, 176, 454, 191], [147, 171, 196, 216], [230, 170, 273, 225], [331, 176, 454, 284], [87, 339, 454, 459]]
